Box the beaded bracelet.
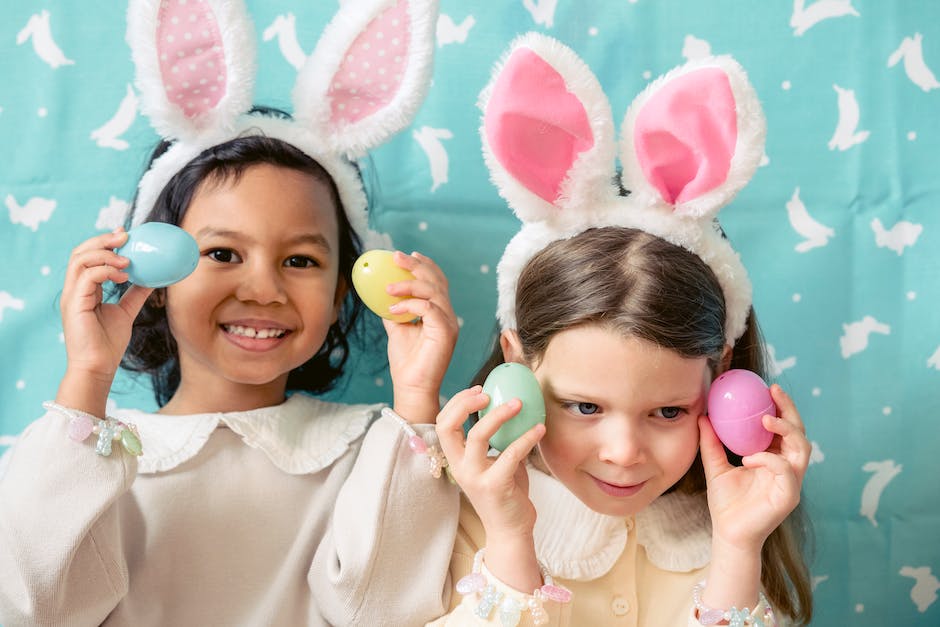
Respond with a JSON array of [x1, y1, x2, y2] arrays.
[[43, 401, 142, 457], [382, 407, 449, 479], [692, 581, 775, 627], [456, 548, 571, 626]]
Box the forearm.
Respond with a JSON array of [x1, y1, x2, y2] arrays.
[[55, 367, 116, 419], [701, 538, 762, 615], [481, 532, 543, 595], [393, 383, 443, 424]]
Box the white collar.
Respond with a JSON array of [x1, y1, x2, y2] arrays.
[[528, 467, 712, 580], [113, 394, 381, 475]]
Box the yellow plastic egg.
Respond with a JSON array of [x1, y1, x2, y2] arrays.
[[351, 249, 417, 322]]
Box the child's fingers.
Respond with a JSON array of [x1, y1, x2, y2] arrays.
[[388, 296, 440, 321], [118, 285, 155, 319], [463, 398, 522, 461], [741, 451, 803, 504], [66, 248, 131, 283], [698, 416, 733, 481], [761, 414, 811, 479], [435, 387, 485, 461], [491, 422, 545, 475], [769, 385, 805, 434], [69, 230, 129, 258]]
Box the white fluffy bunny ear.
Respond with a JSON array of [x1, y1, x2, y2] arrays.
[[292, 0, 438, 159], [479, 33, 618, 228], [127, 0, 257, 143], [619, 56, 766, 220]]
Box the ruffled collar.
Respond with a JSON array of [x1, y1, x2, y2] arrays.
[[528, 467, 712, 580], [113, 393, 381, 475]]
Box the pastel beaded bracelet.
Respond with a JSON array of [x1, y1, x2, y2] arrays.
[[44, 401, 142, 457], [382, 407, 449, 479], [692, 581, 775, 627], [457, 548, 571, 626]]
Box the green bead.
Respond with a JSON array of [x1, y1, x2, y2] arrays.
[[121, 428, 143, 456]]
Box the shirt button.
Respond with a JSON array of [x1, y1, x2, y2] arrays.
[[611, 595, 631, 615]]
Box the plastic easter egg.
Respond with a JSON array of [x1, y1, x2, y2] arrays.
[[351, 250, 416, 323], [707, 369, 776, 457], [480, 362, 546, 452], [115, 222, 199, 288]]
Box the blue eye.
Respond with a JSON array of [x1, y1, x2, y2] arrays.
[[575, 402, 599, 415], [657, 407, 682, 420]]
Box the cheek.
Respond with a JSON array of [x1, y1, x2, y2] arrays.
[[538, 417, 585, 472]]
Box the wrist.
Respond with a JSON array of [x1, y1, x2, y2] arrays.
[[703, 538, 762, 614], [55, 368, 115, 419], [392, 386, 441, 424], [481, 534, 542, 594]]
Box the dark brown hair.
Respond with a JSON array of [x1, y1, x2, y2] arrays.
[[473, 227, 813, 624], [113, 109, 364, 405]]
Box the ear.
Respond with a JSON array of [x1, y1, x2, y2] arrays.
[[148, 288, 166, 308], [479, 32, 617, 228], [499, 329, 524, 364], [332, 276, 349, 324], [619, 56, 765, 219], [292, 0, 438, 159], [127, 0, 257, 142]]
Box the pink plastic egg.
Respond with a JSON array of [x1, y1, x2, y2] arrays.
[[706, 369, 776, 456]]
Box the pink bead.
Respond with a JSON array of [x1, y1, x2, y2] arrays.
[[539, 584, 572, 603], [455, 572, 486, 595], [67, 414, 94, 442], [408, 435, 427, 454]]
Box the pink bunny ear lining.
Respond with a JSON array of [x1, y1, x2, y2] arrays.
[[157, 0, 227, 118], [633, 67, 736, 205], [485, 48, 594, 203], [328, 0, 411, 125]]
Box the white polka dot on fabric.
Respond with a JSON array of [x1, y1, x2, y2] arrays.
[[328, 0, 412, 125], [157, 0, 226, 117]]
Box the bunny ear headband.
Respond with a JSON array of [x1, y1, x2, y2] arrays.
[[127, 0, 438, 246], [479, 33, 766, 345]]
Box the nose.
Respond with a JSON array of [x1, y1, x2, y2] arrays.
[[597, 419, 646, 467], [234, 260, 288, 305]]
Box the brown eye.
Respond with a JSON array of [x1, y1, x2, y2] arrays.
[[207, 249, 240, 263]]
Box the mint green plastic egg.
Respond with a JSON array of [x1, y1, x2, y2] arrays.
[[351, 250, 416, 323], [480, 362, 546, 452]]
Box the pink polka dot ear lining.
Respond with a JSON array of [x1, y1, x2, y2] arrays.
[[156, 0, 228, 117], [127, 0, 439, 251]]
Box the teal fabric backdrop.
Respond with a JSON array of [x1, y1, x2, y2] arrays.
[[1, 1, 938, 625]]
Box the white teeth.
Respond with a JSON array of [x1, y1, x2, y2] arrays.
[[224, 325, 286, 339]]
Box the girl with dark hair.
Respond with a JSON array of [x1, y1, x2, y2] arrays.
[[426, 35, 813, 626], [0, 1, 461, 626]]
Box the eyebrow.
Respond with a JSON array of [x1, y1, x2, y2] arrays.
[[195, 228, 333, 253]]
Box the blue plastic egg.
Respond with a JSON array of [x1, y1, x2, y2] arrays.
[[480, 362, 546, 452], [116, 223, 199, 288]]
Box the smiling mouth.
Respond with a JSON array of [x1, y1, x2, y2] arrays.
[[591, 476, 646, 498], [221, 324, 288, 339]]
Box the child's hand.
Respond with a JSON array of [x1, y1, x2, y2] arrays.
[[699, 384, 811, 553], [436, 387, 546, 592], [60, 229, 153, 383], [384, 251, 458, 423]]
